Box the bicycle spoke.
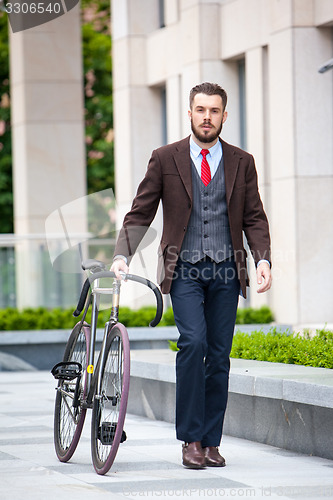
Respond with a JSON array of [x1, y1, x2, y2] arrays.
[[97, 337, 123, 461], [53, 324, 89, 462], [91, 325, 130, 474]]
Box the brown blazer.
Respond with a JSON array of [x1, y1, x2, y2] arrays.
[[114, 136, 271, 298]]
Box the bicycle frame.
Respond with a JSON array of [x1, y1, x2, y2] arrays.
[[83, 277, 122, 408], [57, 268, 163, 412], [52, 262, 163, 473]]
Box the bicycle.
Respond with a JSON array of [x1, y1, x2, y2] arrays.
[[51, 259, 163, 475]]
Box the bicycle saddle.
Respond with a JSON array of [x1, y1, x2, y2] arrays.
[[81, 259, 107, 272]]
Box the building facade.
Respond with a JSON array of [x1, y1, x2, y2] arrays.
[[9, 5, 87, 308], [111, 0, 333, 326]]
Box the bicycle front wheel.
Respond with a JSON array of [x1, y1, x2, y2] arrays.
[[54, 322, 90, 462], [91, 323, 130, 475]]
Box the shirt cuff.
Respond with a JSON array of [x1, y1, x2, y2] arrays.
[[113, 255, 128, 265], [257, 259, 271, 268]]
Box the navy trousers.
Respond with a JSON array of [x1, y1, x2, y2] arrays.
[[170, 258, 239, 447]]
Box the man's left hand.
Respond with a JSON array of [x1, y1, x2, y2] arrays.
[[256, 262, 272, 293]]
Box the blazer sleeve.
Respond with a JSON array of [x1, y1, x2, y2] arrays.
[[113, 149, 163, 261], [242, 155, 271, 265]]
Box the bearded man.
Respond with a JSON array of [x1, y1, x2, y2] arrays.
[[111, 82, 272, 469]]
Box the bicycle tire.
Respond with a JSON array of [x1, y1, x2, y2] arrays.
[[54, 322, 90, 462], [91, 323, 130, 475]]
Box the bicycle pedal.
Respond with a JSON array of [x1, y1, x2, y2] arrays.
[[98, 422, 116, 445], [51, 361, 82, 381], [121, 430, 127, 443], [98, 422, 127, 445]]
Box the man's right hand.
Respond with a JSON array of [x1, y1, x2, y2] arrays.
[[110, 258, 129, 280]]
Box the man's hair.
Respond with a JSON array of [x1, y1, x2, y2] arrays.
[[189, 82, 227, 111]]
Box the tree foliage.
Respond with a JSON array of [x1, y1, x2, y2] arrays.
[[0, 13, 12, 233], [0, 1, 113, 233], [81, 0, 114, 195]]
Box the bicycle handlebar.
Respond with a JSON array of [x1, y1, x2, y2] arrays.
[[73, 271, 163, 327]]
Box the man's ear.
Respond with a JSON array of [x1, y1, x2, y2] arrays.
[[188, 109, 192, 121], [222, 111, 228, 124]]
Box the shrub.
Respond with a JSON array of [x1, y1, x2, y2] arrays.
[[123, 306, 157, 327], [0, 305, 176, 330], [169, 328, 333, 369], [159, 307, 175, 326], [0, 305, 274, 331], [230, 328, 333, 368], [168, 340, 178, 352], [236, 305, 274, 324], [0, 307, 76, 331]]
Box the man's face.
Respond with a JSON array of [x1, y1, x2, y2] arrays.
[[189, 93, 227, 146]]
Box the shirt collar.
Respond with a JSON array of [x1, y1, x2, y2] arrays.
[[190, 136, 222, 159]]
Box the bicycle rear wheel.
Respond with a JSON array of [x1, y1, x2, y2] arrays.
[[54, 322, 90, 462], [91, 323, 130, 475]]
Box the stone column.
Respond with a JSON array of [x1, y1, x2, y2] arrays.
[[10, 5, 87, 308], [268, 6, 333, 325], [111, 0, 163, 307], [245, 46, 272, 310]]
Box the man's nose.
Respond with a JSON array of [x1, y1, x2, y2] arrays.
[[203, 110, 211, 120]]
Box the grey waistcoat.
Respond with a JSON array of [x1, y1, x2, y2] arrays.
[[180, 157, 234, 263]]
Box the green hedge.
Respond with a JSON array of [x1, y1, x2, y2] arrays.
[[169, 328, 333, 369], [236, 305, 274, 324], [0, 307, 76, 331], [230, 328, 333, 368], [0, 305, 274, 331], [0, 306, 171, 331]]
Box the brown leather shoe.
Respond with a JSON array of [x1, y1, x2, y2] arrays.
[[204, 446, 226, 467], [182, 442, 206, 469]]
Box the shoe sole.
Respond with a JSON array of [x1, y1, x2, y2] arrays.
[[205, 461, 226, 467], [183, 464, 207, 469]]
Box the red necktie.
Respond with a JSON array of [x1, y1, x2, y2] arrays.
[[201, 149, 211, 186]]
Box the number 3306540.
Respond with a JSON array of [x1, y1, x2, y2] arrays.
[[5, 3, 62, 14]]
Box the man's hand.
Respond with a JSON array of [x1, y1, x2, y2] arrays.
[[256, 261, 272, 293], [110, 258, 129, 280]]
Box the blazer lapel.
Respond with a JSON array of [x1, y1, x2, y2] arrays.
[[222, 139, 241, 204], [172, 137, 241, 203], [173, 136, 192, 201]]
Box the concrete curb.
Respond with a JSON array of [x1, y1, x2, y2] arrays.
[[128, 350, 333, 460], [0, 326, 179, 370], [0, 323, 291, 371]]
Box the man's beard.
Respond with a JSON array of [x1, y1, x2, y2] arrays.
[[191, 118, 223, 144]]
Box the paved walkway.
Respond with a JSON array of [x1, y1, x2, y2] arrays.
[[0, 371, 333, 500]]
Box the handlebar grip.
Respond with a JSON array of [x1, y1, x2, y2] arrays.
[[73, 271, 163, 327], [125, 274, 163, 327], [72, 276, 96, 317]]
